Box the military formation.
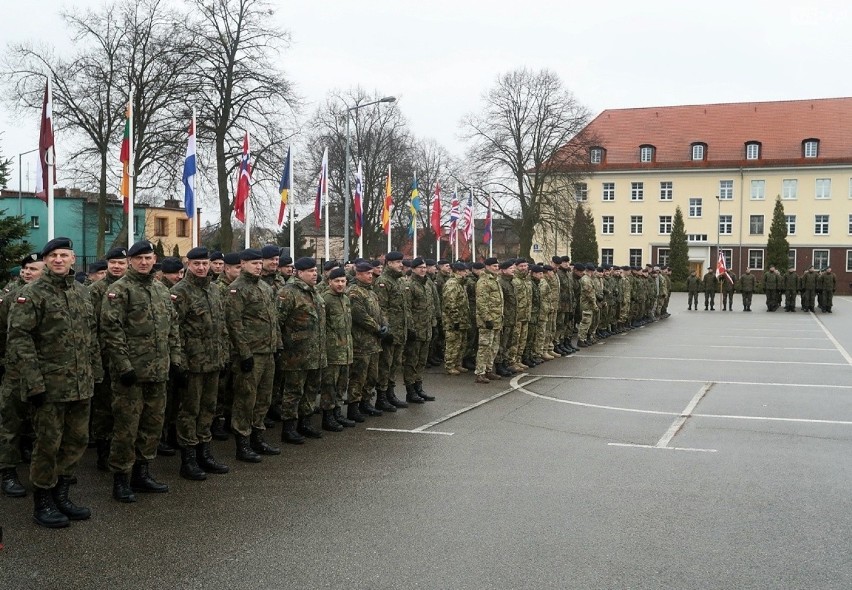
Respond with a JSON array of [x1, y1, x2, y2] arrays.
[[1, 239, 680, 529], [686, 265, 837, 312]]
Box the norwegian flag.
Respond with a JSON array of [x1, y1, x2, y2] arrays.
[[448, 190, 460, 246], [462, 192, 473, 242]]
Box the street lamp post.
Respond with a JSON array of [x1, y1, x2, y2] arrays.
[[18, 148, 39, 216], [343, 96, 396, 263]]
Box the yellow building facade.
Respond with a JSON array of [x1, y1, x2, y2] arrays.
[[142, 199, 194, 256]]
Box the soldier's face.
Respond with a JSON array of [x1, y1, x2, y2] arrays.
[[356, 270, 373, 284], [211, 260, 225, 274], [486, 263, 499, 274], [130, 253, 156, 274], [516, 262, 528, 273], [22, 261, 45, 283], [299, 268, 318, 286], [427, 266, 437, 275], [372, 266, 382, 276], [188, 259, 210, 278], [89, 270, 107, 282], [243, 259, 263, 276], [387, 260, 403, 272], [413, 265, 427, 277], [107, 258, 128, 277], [262, 257, 278, 273], [279, 266, 293, 277], [439, 264, 450, 274], [45, 248, 75, 276], [224, 263, 241, 280], [502, 267, 515, 277], [329, 276, 347, 293]]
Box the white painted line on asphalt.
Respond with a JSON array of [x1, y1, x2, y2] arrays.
[[608, 443, 717, 453], [572, 354, 847, 366], [528, 374, 852, 389], [656, 382, 713, 448], [811, 313, 852, 366], [706, 345, 837, 351], [365, 428, 454, 436], [689, 336, 827, 340]]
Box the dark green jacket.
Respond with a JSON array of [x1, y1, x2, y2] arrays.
[[322, 289, 353, 365], [277, 277, 326, 371], [226, 271, 281, 360], [347, 279, 385, 357], [171, 272, 228, 372], [374, 268, 409, 340]]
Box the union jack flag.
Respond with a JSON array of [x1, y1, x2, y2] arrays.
[[449, 190, 460, 246], [462, 192, 473, 242]]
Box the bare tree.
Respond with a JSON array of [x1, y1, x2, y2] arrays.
[[461, 67, 595, 257]]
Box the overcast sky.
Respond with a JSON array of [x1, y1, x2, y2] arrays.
[[2, 0, 851, 201]]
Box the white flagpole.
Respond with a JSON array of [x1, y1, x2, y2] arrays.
[[412, 171, 418, 258], [46, 78, 55, 241], [289, 144, 295, 257], [323, 148, 330, 261], [469, 190, 475, 261], [357, 159, 364, 257], [488, 194, 493, 258], [386, 164, 392, 253], [244, 133, 250, 249], [127, 90, 134, 250], [191, 107, 198, 248], [453, 183, 458, 260]]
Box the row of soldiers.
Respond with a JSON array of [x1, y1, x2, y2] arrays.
[[687, 265, 837, 312]]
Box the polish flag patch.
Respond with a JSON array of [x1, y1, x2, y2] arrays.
[[107, 293, 117, 300], [170, 294, 178, 301], [16, 297, 27, 304]]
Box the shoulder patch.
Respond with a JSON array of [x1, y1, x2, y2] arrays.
[[170, 294, 178, 301], [16, 297, 27, 304], [107, 293, 117, 300]]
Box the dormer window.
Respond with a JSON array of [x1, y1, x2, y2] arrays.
[[803, 139, 819, 158], [639, 145, 655, 163], [590, 147, 604, 164], [691, 143, 707, 161], [745, 141, 761, 160]]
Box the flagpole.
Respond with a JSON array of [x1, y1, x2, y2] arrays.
[[191, 107, 198, 248], [412, 171, 418, 259], [453, 183, 458, 260], [46, 78, 55, 241], [386, 165, 392, 252], [127, 89, 134, 250], [289, 144, 295, 257], [488, 194, 493, 258], [357, 159, 363, 257], [470, 190, 475, 262]]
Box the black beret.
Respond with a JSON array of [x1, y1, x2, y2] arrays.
[[261, 245, 280, 259], [42, 237, 74, 257], [239, 248, 263, 261], [484, 257, 498, 265], [21, 252, 42, 266], [530, 265, 544, 273], [472, 262, 485, 270], [543, 265, 554, 272], [560, 256, 571, 263], [451, 262, 467, 271], [385, 251, 403, 262], [425, 259, 436, 266], [294, 257, 316, 271], [210, 251, 224, 262], [355, 262, 373, 273], [152, 263, 162, 272], [278, 256, 293, 267], [74, 271, 86, 283], [574, 263, 586, 271], [602, 263, 611, 270], [105, 247, 127, 260], [127, 240, 154, 257], [328, 267, 346, 280], [223, 252, 241, 265], [412, 257, 425, 268], [161, 257, 183, 273], [186, 247, 209, 260], [437, 259, 449, 265], [352, 258, 366, 265], [323, 261, 340, 271], [551, 256, 561, 263], [88, 260, 108, 273], [498, 260, 514, 269], [369, 259, 382, 268], [402, 260, 412, 268]]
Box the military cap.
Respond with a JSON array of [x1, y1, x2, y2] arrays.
[[437, 259, 450, 265], [41, 236, 74, 256], [328, 267, 346, 280], [402, 259, 412, 268], [530, 264, 544, 273], [210, 251, 224, 262], [161, 257, 183, 273], [261, 244, 280, 259], [412, 257, 426, 268], [105, 247, 127, 260], [621, 265, 631, 271], [385, 251, 404, 262], [239, 248, 263, 261], [223, 252, 241, 265], [74, 271, 86, 284], [369, 259, 382, 267], [543, 264, 554, 272], [323, 260, 340, 271], [472, 262, 485, 270], [21, 252, 42, 267], [560, 256, 571, 263], [278, 256, 293, 267], [484, 257, 498, 265], [498, 259, 514, 269], [88, 260, 108, 273], [448, 262, 464, 271], [574, 263, 585, 271], [352, 258, 366, 265], [186, 247, 209, 260], [127, 240, 154, 257], [294, 257, 316, 271], [551, 256, 561, 263], [355, 262, 373, 273], [425, 258, 436, 266], [152, 263, 162, 272]]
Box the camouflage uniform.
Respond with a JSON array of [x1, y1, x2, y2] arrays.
[[783, 270, 800, 311], [0, 279, 30, 473], [738, 271, 756, 311], [475, 269, 503, 375], [497, 273, 517, 368], [545, 271, 560, 353], [535, 276, 552, 357], [619, 270, 632, 326], [321, 288, 353, 411], [556, 267, 573, 343], [88, 273, 122, 444], [262, 271, 287, 416], [525, 275, 541, 359], [800, 269, 818, 312], [511, 271, 532, 366], [213, 273, 237, 422], [818, 270, 836, 312], [463, 273, 479, 364], [442, 275, 470, 372], [720, 272, 736, 311], [686, 273, 700, 310], [578, 273, 598, 341], [763, 269, 780, 311], [702, 270, 718, 310], [347, 278, 385, 404], [375, 267, 409, 392], [403, 274, 434, 386]]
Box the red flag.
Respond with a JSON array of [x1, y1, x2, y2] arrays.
[[119, 103, 131, 213], [716, 250, 733, 283], [234, 132, 251, 223], [353, 159, 363, 238], [431, 182, 442, 238], [382, 165, 392, 235], [35, 82, 55, 203], [314, 147, 328, 229], [482, 194, 492, 244]]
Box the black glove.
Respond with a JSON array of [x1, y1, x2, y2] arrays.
[[377, 325, 389, 337], [119, 370, 138, 387], [452, 323, 460, 331], [407, 329, 417, 341], [485, 320, 494, 330], [274, 349, 283, 363], [240, 356, 255, 374], [0, 365, 5, 381], [30, 392, 47, 409], [381, 332, 394, 345], [169, 364, 189, 388]]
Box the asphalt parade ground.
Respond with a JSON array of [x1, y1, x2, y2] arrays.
[[2, 292, 852, 589]]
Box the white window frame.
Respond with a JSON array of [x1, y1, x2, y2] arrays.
[[782, 179, 798, 200], [750, 180, 765, 200], [631, 182, 644, 201], [788, 249, 797, 270], [719, 214, 733, 235], [659, 181, 673, 201], [748, 249, 765, 271], [640, 146, 654, 163], [746, 143, 760, 160], [30, 216, 40, 229], [687, 234, 709, 243], [657, 248, 670, 267], [846, 250, 852, 272], [601, 216, 614, 235], [721, 249, 733, 268], [719, 180, 734, 200], [786, 214, 797, 236], [629, 248, 642, 267], [688, 198, 702, 218], [848, 214, 852, 235], [659, 215, 672, 235], [601, 248, 614, 266], [804, 140, 819, 158], [574, 182, 588, 202], [815, 214, 830, 235], [104, 215, 113, 235], [630, 215, 643, 235], [815, 178, 831, 199], [749, 214, 765, 235], [813, 249, 830, 269], [590, 148, 602, 164], [602, 182, 615, 201], [691, 144, 705, 161]]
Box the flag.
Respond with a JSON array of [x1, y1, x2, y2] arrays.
[[35, 82, 54, 203], [182, 116, 196, 218], [483, 194, 492, 244], [408, 174, 420, 238], [382, 165, 392, 235], [353, 159, 363, 238], [431, 182, 442, 238], [448, 189, 460, 246], [234, 132, 251, 223], [716, 250, 728, 278], [119, 103, 132, 213], [277, 146, 291, 226], [462, 192, 473, 242], [314, 147, 328, 229]]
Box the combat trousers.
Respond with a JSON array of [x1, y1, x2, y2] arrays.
[[321, 364, 349, 410], [30, 399, 90, 489], [534, 316, 550, 356], [742, 292, 753, 310], [510, 321, 529, 364], [823, 291, 834, 310], [475, 328, 500, 375], [590, 307, 600, 335], [802, 289, 816, 310], [578, 309, 594, 340], [704, 291, 716, 309], [403, 338, 430, 385], [231, 353, 275, 436], [722, 292, 733, 309], [444, 328, 466, 371], [0, 378, 29, 469], [524, 317, 538, 358], [556, 311, 568, 341], [177, 371, 219, 447], [110, 381, 167, 473], [430, 319, 444, 361], [464, 322, 479, 361], [765, 289, 777, 310], [497, 323, 515, 365], [216, 363, 234, 418], [281, 368, 322, 420], [548, 310, 558, 349], [378, 340, 404, 391], [688, 292, 699, 309], [270, 354, 285, 416], [784, 290, 797, 310], [348, 353, 379, 403], [90, 365, 113, 440]]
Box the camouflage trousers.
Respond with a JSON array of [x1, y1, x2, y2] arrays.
[[348, 353, 379, 404], [801, 289, 816, 310], [578, 309, 594, 340], [177, 371, 219, 447], [548, 310, 558, 349], [525, 316, 539, 358], [721, 292, 733, 310], [0, 377, 29, 469], [784, 290, 797, 310], [497, 322, 515, 365], [110, 381, 167, 473], [216, 364, 234, 418], [510, 321, 529, 365], [464, 322, 479, 361], [444, 328, 466, 371], [282, 368, 322, 420], [430, 319, 444, 361], [403, 338, 430, 385], [270, 353, 285, 416], [378, 339, 404, 391], [232, 353, 274, 436], [475, 328, 501, 375], [535, 316, 551, 357], [620, 297, 631, 323], [687, 292, 699, 309], [30, 399, 90, 489], [89, 364, 113, 441], [742, 292, 753, 310], [556, 310, 569, 341], [321, 364, 349, 410], [704, 291, 716, 309]]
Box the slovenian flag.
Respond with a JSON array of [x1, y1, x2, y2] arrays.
[[182, 116, 196, 219]]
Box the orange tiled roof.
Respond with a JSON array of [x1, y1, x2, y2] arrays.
[[573, 97, 852, 170]]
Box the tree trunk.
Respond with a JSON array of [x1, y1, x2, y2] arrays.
[[96, 149, 108, 256], [215, 132, 233, 250]]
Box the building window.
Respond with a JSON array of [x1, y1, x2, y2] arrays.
[[691, 143, 706, 161], [719, 214, 732, 235], [815, 178, 831, 199], [659, 181, 672, 201], [719, 180, 733, 200], [135, 216, 143, 237], [602, 182, 615, 201], [782, 179, 798, 200], [749, 215, 764, 235], [788, 249, 797, 270], [748, 249, 765, 270], [590, 147, 604, 164], [849, 178, 852, 199], [601, 248, 614, 266], [750, 180, 765, 200], [629, 248, 642, 267], [630, 215, 643, 234], [803, 139, 819, 158], [640, 145, 655, 163], [30, 216, 39, 229], [657, 248, 670, 267], [815, 214, 830, 235], [601, 216, 614, 235], [848, 214, 852, 235], [155, 217, 169, 236], [813, 249, 829, 269], [721, 249, 733, 268], [688, 198, 702, 218], [574, 183, 588, 202], [746, 142, 761, 160], [659, 215, 672, 235], [631, 182, 644, 201], [786, 215, 797, 236], [104, 215, 113, 234], [687, 234, 708, 242], [847, 250, 852, 272], [177, 218, 190, 238]]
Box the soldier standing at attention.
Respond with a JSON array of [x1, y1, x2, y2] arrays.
[[157, 255, 184, 456], [403, 258, 436, 403], [462, 263, 484, 371], [208, 251, 225, 280], [511, 260, 532, 372], [495, 259, 517, 376], [375, 252, 415, 409], [159, 257, 184, 288], [442, 262, 471, 375], [738, 268, 756, 311], [211, 252, 241, 440], [702, 266, 718, 310], [101, 240, 184, 503], [763, 265, 779, 311], [534, 265, 553, 362], [721, 269, 736, 311], [800, 265, 818, 312], [320, 267, 354, 432], [783, 267, 800, 312], [169, 247, 230, 480], [819, 267, 836, 312], [576, 264, 598, 348], [8, 238, 102, 527], [278, 257, 327, 444], [278, 255, 294, 284], [686, 269, 700, 310], [225, 248, 282, 460], [474, 257, 504, 384]]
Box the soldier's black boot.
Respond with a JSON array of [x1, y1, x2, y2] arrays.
[[251, 428, 281, 454], [385, 384, 408, 408], [1, 467, 26, 497], [236, 434, 263, 459], [95, 439, 111, 472], [179, 446, 207, 481], [346, 403, 366, 423], [297, 416, 323, 439], [197, 442, 229, 474], [280, 420, 305, 445], [405, 383, 425, 404], [415, 380, 435, 401], [210, 417, 229, 441], [130, 461, 169, 493], [375, 390, 398, 412], [112, 473, 137, 503], [359, 399, 383, 416], [33, 487, 69, 528], [52, 475, 91, 520], [157, 433, 176, 457], [321, 410, 344, 432], [333, 406, 356, 427]]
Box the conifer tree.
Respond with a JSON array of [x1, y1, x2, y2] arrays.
[[766, 196, 789, 272], [668, 206, 689, 282]]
